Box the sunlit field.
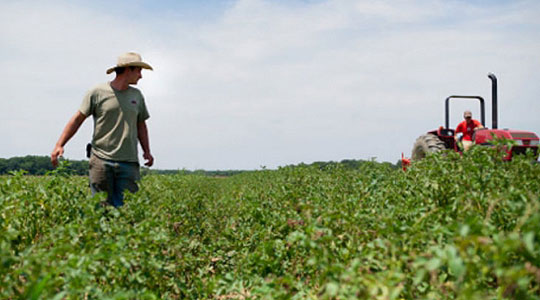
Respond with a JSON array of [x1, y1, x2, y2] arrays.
[[1, 147, 540, 299]]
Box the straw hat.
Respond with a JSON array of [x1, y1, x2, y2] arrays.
[[106, 52, 153, 74]]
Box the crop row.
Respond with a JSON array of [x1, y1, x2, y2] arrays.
[[1, 148, 540, 299]]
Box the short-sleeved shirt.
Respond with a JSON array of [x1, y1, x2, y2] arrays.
[[79, 83, 150, 162], [456, 119, 482, 141]]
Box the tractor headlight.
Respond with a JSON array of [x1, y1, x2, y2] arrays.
[[531, 140, 539, 146], [515, 140, 523, 146]]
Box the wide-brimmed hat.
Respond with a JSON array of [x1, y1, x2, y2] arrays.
[[106, 52, 153, 74]]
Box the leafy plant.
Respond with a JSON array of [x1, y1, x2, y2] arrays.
[[1, 147, 539, 299]]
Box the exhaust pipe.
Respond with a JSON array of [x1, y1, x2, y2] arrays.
[[488, 73, 498, 129]]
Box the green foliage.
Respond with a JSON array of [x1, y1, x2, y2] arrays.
[[1, 148, 540, 299], [0, 155, 88, 176], [143, 167, 249, 177], [144, 158, 397, 177]]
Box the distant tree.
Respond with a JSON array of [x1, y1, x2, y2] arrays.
[[0, 156, 88, 175], [0, 158, 5, 174]]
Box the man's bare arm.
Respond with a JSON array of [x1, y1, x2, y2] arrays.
[[137, 121, 154, 167], [51, 111, 87, 167]]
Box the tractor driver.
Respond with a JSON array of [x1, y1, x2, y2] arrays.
[[455, 110, 484, 151]]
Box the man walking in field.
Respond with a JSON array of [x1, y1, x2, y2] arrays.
[[51, 52, 154, 207], [455, 110, 484, 151]]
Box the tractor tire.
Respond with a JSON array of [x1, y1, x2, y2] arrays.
[[411, 134, 447, 161]]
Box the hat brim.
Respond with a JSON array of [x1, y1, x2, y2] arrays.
[[106, 62, 153, 74]]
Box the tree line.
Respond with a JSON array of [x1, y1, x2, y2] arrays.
[[303, 159, 399, 170], [0, 156, 88, 175], [0, 156, 247, 176], [0, 156, 399, 176]]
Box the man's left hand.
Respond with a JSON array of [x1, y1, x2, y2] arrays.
[[143, 152, 154, 167]]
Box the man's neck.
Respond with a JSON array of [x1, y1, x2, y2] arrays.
[[110, 77, 129, 91]]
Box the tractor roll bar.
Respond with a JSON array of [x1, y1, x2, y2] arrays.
[[488, 73, 498, 129], [445, 96, 485, 129]]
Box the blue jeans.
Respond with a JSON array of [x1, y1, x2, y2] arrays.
[[89, 154, 140, 207]]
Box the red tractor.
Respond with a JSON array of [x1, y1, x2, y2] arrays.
[[407, 73, 539, 164]]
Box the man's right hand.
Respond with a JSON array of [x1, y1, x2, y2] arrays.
[[51, 145, 64, 167], [51, 111, 87, 168]]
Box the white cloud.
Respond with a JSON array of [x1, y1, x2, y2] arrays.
[[1, 0, 539, 169]]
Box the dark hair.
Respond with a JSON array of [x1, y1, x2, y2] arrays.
[[114, 66, 138, 75]]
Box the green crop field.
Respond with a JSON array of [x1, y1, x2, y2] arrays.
[[1, 146, 540, 299]]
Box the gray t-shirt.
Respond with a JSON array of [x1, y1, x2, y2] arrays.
[[79, 82, 150, 162]]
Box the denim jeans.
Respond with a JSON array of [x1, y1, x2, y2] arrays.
[[89, 154, 140, 207]]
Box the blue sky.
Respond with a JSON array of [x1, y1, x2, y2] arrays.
[[75, 0, 236, 22], [1, 0, 539, 170]]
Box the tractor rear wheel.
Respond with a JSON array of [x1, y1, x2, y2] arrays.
[[411, 134, 447, 160]]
